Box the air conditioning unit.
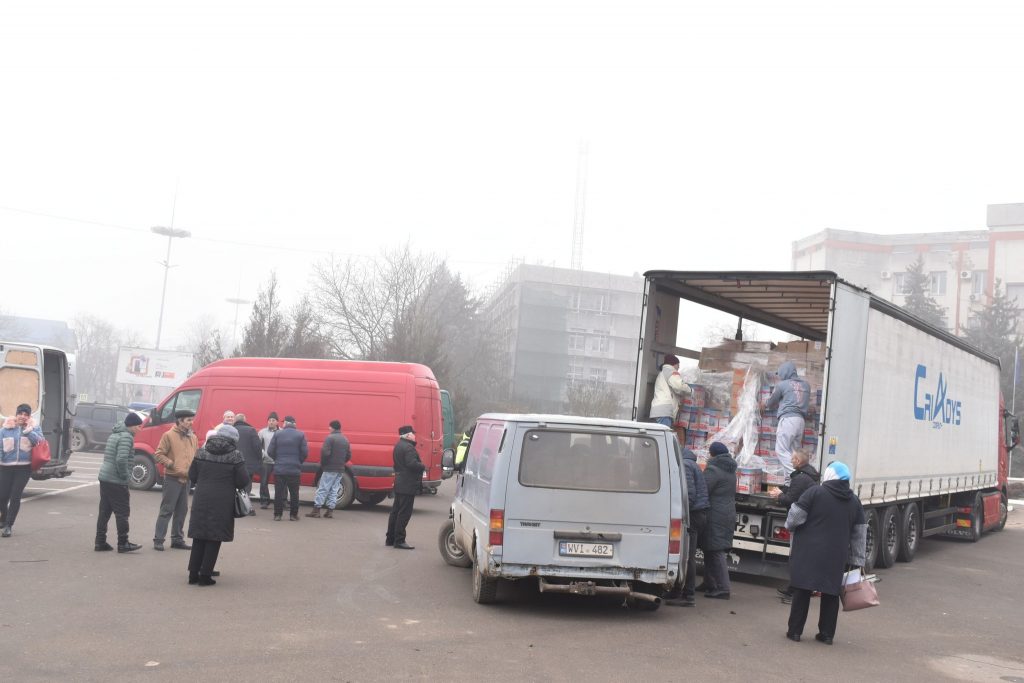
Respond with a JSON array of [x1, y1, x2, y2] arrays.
[[960, 270, 972, 280], [880, 271, 892, 280]]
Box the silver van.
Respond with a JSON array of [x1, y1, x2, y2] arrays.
[[438, 414, 686, 609]]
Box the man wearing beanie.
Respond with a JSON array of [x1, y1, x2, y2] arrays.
[[701, 441, 737, 599], [257, 412, 281, 509], [385, 425, 424, 549], [95, 413, 144, 552], [649, 353, 691, 428], [306, 420, 351, 518], [0, 403, 45, 537], [267, 415, 308, 521]]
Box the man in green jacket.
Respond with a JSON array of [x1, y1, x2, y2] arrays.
[[96, 413, 144, 553]]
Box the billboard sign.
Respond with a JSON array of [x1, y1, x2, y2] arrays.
[[116, 347, 193, 388]]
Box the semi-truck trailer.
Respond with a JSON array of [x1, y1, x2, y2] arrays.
[[632, 271, 1015, 577]]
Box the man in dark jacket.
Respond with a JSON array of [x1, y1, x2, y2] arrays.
[[232, 413, 263, 516], [702, 441, 737, 599], [770, 449, 820, 602], [306, 420, 351, 518], [268, 416, 308, 521], [95, 413, 144, 553], [666, 439, 710, 607], [385, 425, 424, 550], [785, 461, 867, 644]]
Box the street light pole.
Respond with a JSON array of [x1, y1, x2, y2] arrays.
[[151, 226, 191, 349], [226, 296, 253, 354]]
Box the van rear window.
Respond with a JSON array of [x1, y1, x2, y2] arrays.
[[519, 430, 660, 493]]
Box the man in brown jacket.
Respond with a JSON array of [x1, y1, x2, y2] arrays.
[[152, 410, 198, 551]]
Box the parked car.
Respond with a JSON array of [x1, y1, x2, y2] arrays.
[[439, 413, 686, 609], [71, 402, 132, 452]]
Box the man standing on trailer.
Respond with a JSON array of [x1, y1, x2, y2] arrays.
[[649, 354, 691, 427], [764, 361, 810, 481], [385, 425, 424, 550]]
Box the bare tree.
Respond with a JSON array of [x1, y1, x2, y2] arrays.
[[73, 315, 122, 403], [180, 315, 226, 371], [237, 272, 289, 358], [281, 296, 331, 359]]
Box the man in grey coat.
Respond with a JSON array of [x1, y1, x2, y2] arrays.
[[306, 420, 351, 518], [764, 361, 811, 481]]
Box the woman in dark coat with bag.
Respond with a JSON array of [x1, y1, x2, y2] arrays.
[[187, 424, 249, 586], [701, 441, 737, 599], [784, 461, 867, 644]]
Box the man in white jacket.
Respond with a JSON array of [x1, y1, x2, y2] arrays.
[[649, 354, 691, 427]]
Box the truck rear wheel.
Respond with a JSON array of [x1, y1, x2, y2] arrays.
[[863, 508, 879, 572], [876, 505, 899, 569], [896, 502, 920, 562]]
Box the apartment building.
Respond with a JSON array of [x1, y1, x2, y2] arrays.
[[484, 263, 644, 417], [792, 203, 1024, 331]]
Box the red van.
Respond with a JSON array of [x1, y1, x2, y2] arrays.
[[129, 358, 450, 508]]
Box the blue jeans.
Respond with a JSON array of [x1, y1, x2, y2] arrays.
[[314, 471, 343, 509], [655, 416, 674, 427]]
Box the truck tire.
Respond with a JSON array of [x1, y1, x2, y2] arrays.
[[70, 430, 87, 452], [128, 452, 157, 491], [472, 554, 500, 604], [863, 508, 880, 572], [969, 493, 984, 543], [439, 519, 472, 568], [896, 502, 920, 562], [993, 492, 1008, 532], [334, 470, 357, 509], [355, 491, 388, 507], [876, 505, 899, 569]]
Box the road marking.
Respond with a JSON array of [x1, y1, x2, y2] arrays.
[[23, 481, 98, 501]]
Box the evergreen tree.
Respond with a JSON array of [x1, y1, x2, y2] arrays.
[[902, 256, 947, 329], [238, 272, 289, 357], [961, 279, 1024, 404]]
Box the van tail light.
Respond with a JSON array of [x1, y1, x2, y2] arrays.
[[489, 509, 504, 547], [669, 518, 682, 554], [772, 525, 791, 542]]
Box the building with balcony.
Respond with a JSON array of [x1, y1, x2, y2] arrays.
[[791, 203, 1024, 331]]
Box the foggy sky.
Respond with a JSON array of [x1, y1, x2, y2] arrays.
[[2, 0, 1022, 350]]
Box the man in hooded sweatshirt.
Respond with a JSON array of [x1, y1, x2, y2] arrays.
[[764, 361, 811, 481], [649, 354, 691, 427], [702, 441, 737, 599], [784, 461, 867, 645]]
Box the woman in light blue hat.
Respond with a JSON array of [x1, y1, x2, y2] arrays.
[[783, 461, 867, 645]]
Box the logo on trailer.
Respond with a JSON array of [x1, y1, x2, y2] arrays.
[[913, 364, 961, 429]]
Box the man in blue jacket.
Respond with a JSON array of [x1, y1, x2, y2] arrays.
[[1, 403, 44, 537], [268, 416, 308, 521]]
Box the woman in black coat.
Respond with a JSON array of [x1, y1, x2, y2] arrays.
[[187, 424, 249, 586], [701, 441, 737, 599], [784, 461, 867, 644]]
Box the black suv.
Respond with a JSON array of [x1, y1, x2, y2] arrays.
[[71, 403, 132, 452]]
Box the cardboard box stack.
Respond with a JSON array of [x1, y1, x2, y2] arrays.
[[677, 339, 826, 490]]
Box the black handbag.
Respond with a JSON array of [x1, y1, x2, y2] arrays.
[[233, 489, 253, 518]]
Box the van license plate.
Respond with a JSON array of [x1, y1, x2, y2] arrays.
[[559, 541, 614, 558]]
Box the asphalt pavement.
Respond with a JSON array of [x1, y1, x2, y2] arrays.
[[2, 451, 1023, 682]]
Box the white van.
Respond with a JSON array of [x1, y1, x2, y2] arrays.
[[438, 414, 687, 609]]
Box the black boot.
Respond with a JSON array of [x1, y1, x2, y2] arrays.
[[188, 572, 199, 585], [118, 541, 142, 553], [95, 540, 114, 551], [197, 575, 217, 586]]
